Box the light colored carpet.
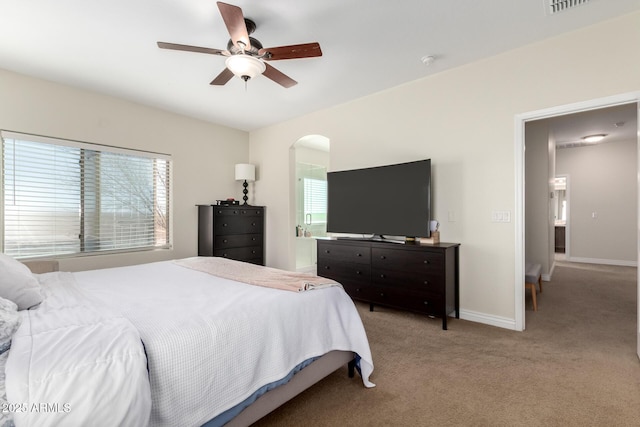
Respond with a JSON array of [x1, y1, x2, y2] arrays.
[[253, 261, 640, 426]]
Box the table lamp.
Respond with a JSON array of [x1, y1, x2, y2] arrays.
[[235, 163, 256, 205]]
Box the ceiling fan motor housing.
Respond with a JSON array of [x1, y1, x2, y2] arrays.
[[227, 37, 263, 56]]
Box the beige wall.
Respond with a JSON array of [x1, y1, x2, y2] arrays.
[[556, 139, 637, 264], [249, 12, 640, 326], [0, 68, 249, 271], [525, 120, 556, 277]]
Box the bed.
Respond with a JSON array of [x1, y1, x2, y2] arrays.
[[0, 255, 374, 427]]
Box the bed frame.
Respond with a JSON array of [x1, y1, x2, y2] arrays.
[[23, 260, 358, 426], [23, 259, 59, 274], [225, 350, 355, 426]]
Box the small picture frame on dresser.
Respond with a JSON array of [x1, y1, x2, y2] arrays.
[[419, 231, 440, 245]]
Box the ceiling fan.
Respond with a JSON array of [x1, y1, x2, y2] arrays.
[[157, 1, 322, 88]]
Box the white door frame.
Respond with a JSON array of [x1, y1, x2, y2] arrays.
[[555, 173, 570, 261], [514, 92, 640, 334]]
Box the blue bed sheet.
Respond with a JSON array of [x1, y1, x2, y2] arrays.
[[202, 356, 320, 427]]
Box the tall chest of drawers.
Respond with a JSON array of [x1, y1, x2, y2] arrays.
[[317, 238, 460, 330], [197, 205, 265, 265]]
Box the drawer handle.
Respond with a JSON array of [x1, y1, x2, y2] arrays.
[[252, 250, 256, 254], [356, 270, 362, 275], [252, 237, 256, 241], [223, 253, 228, 257], [423, 301, 429, 305], [380, 274, 385, 278], [356, 253, 362, 257], [324, 266, 330, 270], [223, 239, 228, 243], [251, 222, 256, 226], [380, 255, 386, 260], [217, 210, 223, 214], [355, 288, 361, 292], [424, 260, 430, 264], [380, 293, 385, 297], [325, 250, 330, 254], [424, 280, 429, 285], [223, 223, 228, 227]]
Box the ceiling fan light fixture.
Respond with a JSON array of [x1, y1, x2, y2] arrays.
[[582, 134, 607, 143], [225, 54, 266, 82]]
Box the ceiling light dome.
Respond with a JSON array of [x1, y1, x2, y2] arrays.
[[582, 134, 607, 143], [225, 54, 266, 82]]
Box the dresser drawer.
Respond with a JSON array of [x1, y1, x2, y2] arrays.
[[368, 286, 443, 316], [215, 216, 263, 235], [371, 268, 443, 295], [317, 241, 370, 265], [341, 281, 376, 302], [372, 247, 443, 272], [214, 208, 264, 217], [214, 246, 263, 261], [317, 261, 370, 286], [215, 234, 262, 249]]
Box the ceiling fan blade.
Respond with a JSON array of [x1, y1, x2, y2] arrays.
[[217, 2, 251, 50], [259, 43, 322, 61], [263, 63, 297, 88], [210, 68, 234, 85], [157, 41, 228, 56]]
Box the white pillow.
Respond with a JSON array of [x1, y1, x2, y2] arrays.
[[0, 253, 43, 310], [0, 296, 20, 427], [0, 351, 14, 427], [0, 296, 21, 355]]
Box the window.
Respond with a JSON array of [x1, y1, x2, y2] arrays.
[[303, 177, 327, 225], [1, 131, 172, 259]]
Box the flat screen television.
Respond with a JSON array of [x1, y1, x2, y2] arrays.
[[326, 159, 431, 240]]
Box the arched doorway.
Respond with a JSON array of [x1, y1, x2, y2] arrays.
[[290, 135, 330, 273]]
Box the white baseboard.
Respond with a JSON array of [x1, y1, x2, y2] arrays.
[[543, 261, 555, 282], [565, 256, 637, 267], [458, 309, 519, 331]]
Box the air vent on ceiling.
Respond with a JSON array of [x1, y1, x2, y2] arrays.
[[547, 0, 590, 15]]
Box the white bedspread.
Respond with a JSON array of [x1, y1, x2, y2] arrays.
[[6, 272, 151, 427], [72, 259, 374, 427]]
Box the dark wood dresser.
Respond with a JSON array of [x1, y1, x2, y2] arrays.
[[197, 205, 265, 265], [317, 238, 460, 329]]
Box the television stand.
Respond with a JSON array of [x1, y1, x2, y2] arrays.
[[336, 235, 406, 244], [317, 237, 460, 330]]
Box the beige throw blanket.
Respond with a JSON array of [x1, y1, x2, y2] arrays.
[[174, 257, 341, 292]]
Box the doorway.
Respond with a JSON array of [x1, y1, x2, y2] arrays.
[[516, 92, 640, 340], [290, 135, 330, 273], [553, 175, 568, 260]]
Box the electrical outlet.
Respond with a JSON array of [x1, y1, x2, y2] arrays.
[[491, 210, 511, 223]]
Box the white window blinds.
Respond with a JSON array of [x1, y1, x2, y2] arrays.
[[303, 177, 327, 225], [1, 131, 172, 259]]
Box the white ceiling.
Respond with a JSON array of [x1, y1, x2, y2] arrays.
[[550, 104, 638, 149], [1, 0, 639, 132]]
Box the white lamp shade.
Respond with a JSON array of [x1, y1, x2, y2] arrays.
[[225, 55, 266, 80], [235, 163, 256, 182]]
